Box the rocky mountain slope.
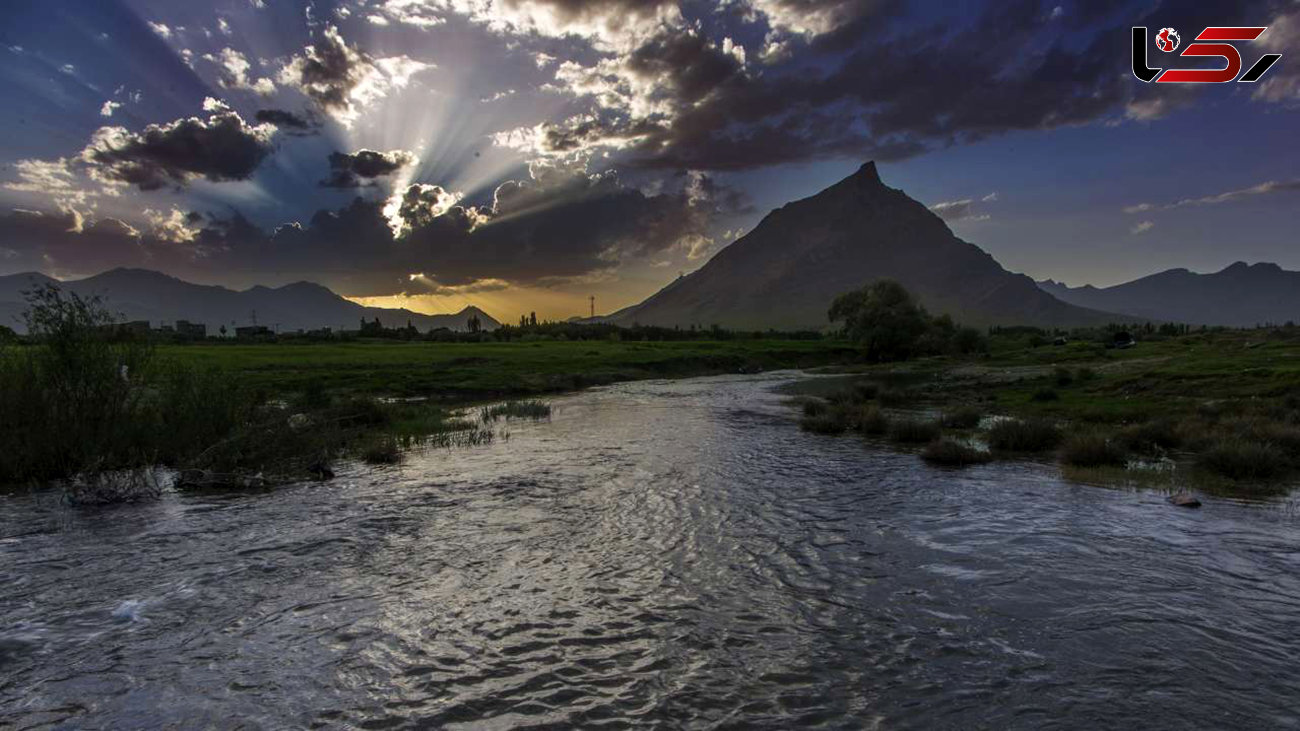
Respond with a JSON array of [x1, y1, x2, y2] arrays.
[[613, 162, 1115, 330]]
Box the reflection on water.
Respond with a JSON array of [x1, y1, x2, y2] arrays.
[[3, 372, 1300, 728]]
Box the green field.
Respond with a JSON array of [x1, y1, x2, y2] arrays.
[[788, 326, 1300, 495], [160, 339, 860, 401], [848, 328, 1300, 423]]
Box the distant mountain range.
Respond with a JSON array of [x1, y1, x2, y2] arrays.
[[1038, 262, 1300, 327], [610, 162, 1116, 330], [0, 268, 499, 334]]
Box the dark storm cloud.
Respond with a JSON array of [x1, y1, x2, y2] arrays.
[[79, 111, 275, 190], [625, 31, 743, 104], [254, 109, 320, 135], [2, 166, 730, 296], [320, 149, 416, 188], [280, 25, 366, 114], [400, 167, 713, 288], [539, 0, 1285, 171]]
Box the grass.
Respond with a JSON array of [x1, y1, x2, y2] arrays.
[[1197, 440, 1290, 481], [888, 418, 942, 444], [856, 405, 890, 435], [479, 400, 552, 422], [160, 339, 857, 400], [361, 437, 404, 465], [922, 439, 992, 467], [800, 412, 849, 435], [1059, 432, 1129, 468], [986, 418, 1063, 453], [941, 406, 982, 429]]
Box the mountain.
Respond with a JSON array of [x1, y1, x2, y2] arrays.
[[1038, 262, 1300, 327], [612, 162, 1117, 330], [0, 268, 499, 334]]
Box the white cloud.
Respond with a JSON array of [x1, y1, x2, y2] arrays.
[[1130, 220, 1154, 235], [278, 25, 434, 126], [144, 207, 201, 243], [1125, 180, 1300, 212], [929, 196, 993, 222], [148, 22, 172, 39], [100, 100, 121, 117], [203, 47, 276, 95]]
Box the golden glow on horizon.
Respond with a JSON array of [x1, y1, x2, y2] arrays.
[[345, 272, 671, 323]]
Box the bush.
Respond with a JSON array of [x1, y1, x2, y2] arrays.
[[0, 285, 156, 485], [852, 382, 880, 401], [362, 437, 404, 465], [1075, 367, 1097, 382], [1224, 418, 1300, 461], [802, 398, 829, 417], [888, 418, 942, 444], [922, 439, 992, 467], [987, 418, 1063, 452], [878, 388, 913, 407], [1118, 419, 1182, 453], [1053, 366, 1074, 387], [1060, 433, 1129, 467], [1197, 439, 1289, 480], [856, 405, 890, 435], [1031, 388, 1060, 402], [941, 406, 982, 429], [801, 409, 848, 435]]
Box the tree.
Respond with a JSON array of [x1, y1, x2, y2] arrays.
[[828, 279, 931, 362]]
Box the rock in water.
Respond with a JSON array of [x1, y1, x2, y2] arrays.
[[1168, 491, 1202, 508], [308, 461, 335, 481]]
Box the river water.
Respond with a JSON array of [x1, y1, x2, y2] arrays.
[[3, 372, 1300, 729]]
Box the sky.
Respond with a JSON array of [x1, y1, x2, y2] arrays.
[[0, 0, 1297, 323]]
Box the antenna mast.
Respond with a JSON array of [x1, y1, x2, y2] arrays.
[[589, 295, 595, 319]]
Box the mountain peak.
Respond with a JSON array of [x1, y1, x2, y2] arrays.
[[850, 161, 882, 188], [855, 160, 880, 181]]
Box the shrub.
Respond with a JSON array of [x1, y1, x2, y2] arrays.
[[0, 285, 156, 485], [856, 405, 890, 435], [986, 418, 1062, 452], [922, 439, 992, 467], [1075, 367, 1097, 382], [1197, 439, 1289, 480], [801, 409, 848, 435], [852, 382, 880, 401], [941, 406, 982, 429], [888, 418, 942, 444], [802, 398, 829, 417], [1224, 418, 1300, 461], [1031, 387, 1060, 402], [878, 388, 913, 407], [1117, 419, 1182, 453], [362, 437, 404, 465], [1053, 366, 1074, 387], [1060, 433, 1129, 467]]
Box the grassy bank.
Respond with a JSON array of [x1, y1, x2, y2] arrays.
[[2, 303, 855, 499], [788, 326, 1300, 498], [157, 339, 858, 400]]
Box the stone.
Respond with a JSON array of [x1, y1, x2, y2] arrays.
[[1168, 491, 1202, 508]]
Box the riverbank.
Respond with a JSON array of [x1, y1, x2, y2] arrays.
[[785, 326, 1300, 497], [159, 339, 858, 400], [2, 338, 858, 496]]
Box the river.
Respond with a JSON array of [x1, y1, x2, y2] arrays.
[[3, 372, 1300, 729]]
